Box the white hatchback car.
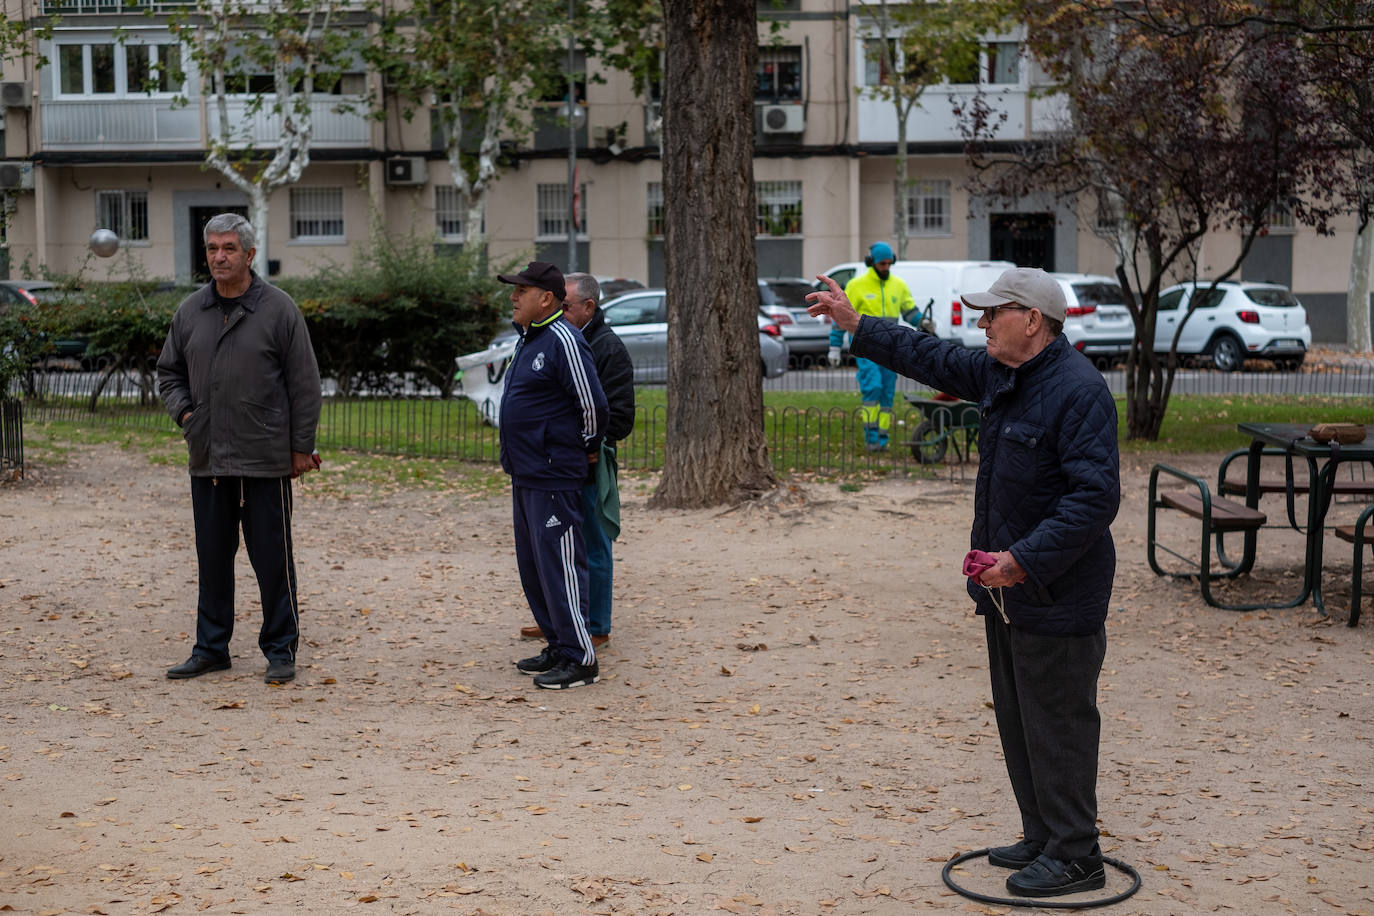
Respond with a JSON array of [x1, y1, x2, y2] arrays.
[[1051, 273, 1133, 367], [1154, 280, 1311, 372]]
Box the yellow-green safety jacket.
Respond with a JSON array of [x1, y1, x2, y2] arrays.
[[830, 267, 915, 347]]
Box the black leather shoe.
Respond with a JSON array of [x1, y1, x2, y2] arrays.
[[987, 838, 1045, 869], [166, 655, 231, 679], [264, 660, 295, 683], [516, 647, 559, 675], [1006, 853, 1106, 898]]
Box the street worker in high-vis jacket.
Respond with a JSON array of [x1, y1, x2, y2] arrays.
[[828, 241, 914, 450], [497, 261, 609, 690]]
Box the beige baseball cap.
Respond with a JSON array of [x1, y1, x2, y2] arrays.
[[961, 268, 1067, 322]]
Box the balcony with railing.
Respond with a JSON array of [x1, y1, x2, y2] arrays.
[[41, 95, 371, 151], [42, 98, 200, 150], [38, 0, 195, 13], [209, 96, 371, 149]]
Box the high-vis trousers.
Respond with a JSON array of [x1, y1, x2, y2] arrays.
[[856, 357, 896, 447], [190, 475, 300, 664], [512, 485, 595, 666]]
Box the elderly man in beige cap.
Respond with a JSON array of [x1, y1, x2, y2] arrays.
[[808, 266, 1121, 900]]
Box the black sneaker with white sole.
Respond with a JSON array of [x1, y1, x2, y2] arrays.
[[533, 659, 599, 690], [516, 647, 558, 675], [1006, 853, 1106, 898]]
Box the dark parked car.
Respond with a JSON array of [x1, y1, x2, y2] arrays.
[[0, 280, 92, 364]]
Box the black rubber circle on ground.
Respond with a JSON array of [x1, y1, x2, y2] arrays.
[[941, 849, 1142, 909]]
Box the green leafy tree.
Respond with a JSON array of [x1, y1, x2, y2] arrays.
[[858, 0, 1015, 258], [166, 0, 369, 275], [368, 0, 569, 250]]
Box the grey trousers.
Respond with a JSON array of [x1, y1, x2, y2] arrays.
[[984, 613, 1107, 861]]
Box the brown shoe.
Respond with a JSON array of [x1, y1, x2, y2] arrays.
[[591, 634, 609, 648], [520, 625, 544, 640]]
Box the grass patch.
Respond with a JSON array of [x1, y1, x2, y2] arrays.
[[17, 391, 1374, 495]]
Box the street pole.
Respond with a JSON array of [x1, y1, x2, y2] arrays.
[[566, 0, 577, 274]]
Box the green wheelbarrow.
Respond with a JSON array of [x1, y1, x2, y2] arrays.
[[904, 395, 980, 464]]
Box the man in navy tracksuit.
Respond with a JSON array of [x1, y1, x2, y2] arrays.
[[497, 262, 609, 690]]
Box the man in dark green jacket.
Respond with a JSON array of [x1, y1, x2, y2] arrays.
[[157, 213, 322, 685]]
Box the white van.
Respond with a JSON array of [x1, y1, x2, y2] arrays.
[[819, 259, 1015, 349]]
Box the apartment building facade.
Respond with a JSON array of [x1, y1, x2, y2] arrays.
[[1, 0, 1366, 342]]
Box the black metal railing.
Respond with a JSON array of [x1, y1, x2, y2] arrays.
[[1, 398, 22, 481], [11, 356, 1374, 475]]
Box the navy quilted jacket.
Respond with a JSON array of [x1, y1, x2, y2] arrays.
[[852, 319, 1120, 635]]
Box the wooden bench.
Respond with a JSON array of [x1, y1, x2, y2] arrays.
[[1219, 476, 1374, 497], [1160, 490, 1267, 530], [1332, 504, 1374, 628], [1148, 463, 1294, 611]]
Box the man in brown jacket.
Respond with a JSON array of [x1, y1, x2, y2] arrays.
[[157, 213, 322, 684]]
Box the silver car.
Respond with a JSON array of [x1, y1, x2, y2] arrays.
[[758, 277, 833, 359], [599, 289, 789, 383]]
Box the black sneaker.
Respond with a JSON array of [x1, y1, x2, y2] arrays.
[[533, 659, 599, 690], [166, 655, 231, 679], [1006, 853, 1106, 898], [516, 647, 558, 675], [987, 838, 1045, 869]]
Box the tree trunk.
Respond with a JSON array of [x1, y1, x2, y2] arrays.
[[1348, 190, 1372, 354], [651, 0, 776, 509]]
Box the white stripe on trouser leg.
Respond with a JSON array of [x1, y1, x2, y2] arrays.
[[558, 527, 593, 665], [278, 477, 299, 662]]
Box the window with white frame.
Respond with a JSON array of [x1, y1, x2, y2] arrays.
[[290, 187, 344, 241], [863, 38, 897, 87], [897, 179, 951, 236], [647, 182, 665, 239], [756, 180, 802, 237], [985, 42, 1020, 85], [56, 40, 185, 97], [536, 183, 586, 239], [95, 190, 149, 243]]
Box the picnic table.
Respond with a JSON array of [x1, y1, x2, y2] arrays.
[[1232, 422, 1374, 616]]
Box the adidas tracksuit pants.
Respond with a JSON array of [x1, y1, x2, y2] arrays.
[[512, 485, 595, 666], [189, 475, 300, 665]]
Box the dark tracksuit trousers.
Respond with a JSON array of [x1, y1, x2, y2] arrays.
[[190, 475, 300, 665], [984, 613, 1106, 862], [512, 484, 594, 667]]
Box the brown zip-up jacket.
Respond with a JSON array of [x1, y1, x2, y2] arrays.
[[157, 274, 321, 478]]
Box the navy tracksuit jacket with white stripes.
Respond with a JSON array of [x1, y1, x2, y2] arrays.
[[499, 311, 608, 665]]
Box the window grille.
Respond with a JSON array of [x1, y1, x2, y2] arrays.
[[647, 182, 665, 239], [95, 190, 149, 242], [755, 180, 803, 237], [289, 187, 344, 240], [897, 180, 951, 236], [536, 183, 586, 239]]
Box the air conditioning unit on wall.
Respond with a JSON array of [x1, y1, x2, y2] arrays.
[[0, 161, 34, 191], [384, 156, 428, 186], [0, 81, 31, 109], [761, 104, 804, 135]]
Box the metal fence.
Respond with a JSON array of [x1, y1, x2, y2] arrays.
[[11, 356, 1374, 476], [1, 399, 22, 481]]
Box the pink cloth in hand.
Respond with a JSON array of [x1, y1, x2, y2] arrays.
[[962, 549, 998, 582]]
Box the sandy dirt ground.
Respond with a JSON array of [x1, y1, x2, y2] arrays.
[[0, 442, 1371, 916]]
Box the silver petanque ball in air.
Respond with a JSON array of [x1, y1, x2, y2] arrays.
[[89, 228, 120, 258]]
